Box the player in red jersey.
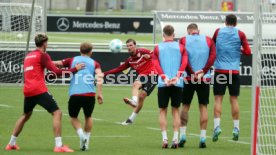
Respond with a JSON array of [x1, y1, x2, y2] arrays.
[[5, 34, 84, 153], [104, 38, 157, 125]]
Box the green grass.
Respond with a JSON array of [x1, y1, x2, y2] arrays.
[[0, 86, 251, 155]]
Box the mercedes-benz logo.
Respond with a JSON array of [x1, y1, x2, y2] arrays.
[[56, 17, 70, 31]]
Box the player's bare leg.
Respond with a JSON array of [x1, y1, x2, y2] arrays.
[[171, 107, 180, 149], [123, 80, 141, 108], [6, 112, 32, 150], [199, 104, 208, 148], [122, 90, 147, 125], [71, 117, 87, 150], [83, 116, 92, 150], [179, 104, 190, 147], [213, 95, 223, 142], [230, 96, 240, 141], [159, 108, 168, 148], [53, 109, 62, 137]]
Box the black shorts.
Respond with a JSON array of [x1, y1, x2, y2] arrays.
[[182, 81, 210, 105], [158, 86, 182, 108], [24, 92, 59, 114], [68, 96, 95, 118], [137, 75, 157, 96], [213, 72, 240, 96]]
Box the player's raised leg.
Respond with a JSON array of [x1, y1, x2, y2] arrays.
[[123, 80, 141, 108]]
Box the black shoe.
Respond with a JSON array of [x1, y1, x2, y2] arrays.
[[199, 142, 206, 148], [121, 119, 132, 125], [171, 142, 178, 149], [178, 137, 186, 148], [162, 142, 168, 149]]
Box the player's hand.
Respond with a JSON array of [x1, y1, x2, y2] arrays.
[[170, 77, 179, 85], [75, 63, 85, 71], [97, 94, 103, 104], [143, 54, 151, 59], [195, 70, 204, 80], [164, 78, 171, 86]]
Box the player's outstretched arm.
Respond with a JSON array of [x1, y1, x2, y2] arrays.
[[95, 68, 103, 104], [103, 60, 130, 76]]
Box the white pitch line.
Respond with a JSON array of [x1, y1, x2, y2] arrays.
[[64, 135, 130, 138], [146, 127, 161, 131], [227, 140, 251, 145], [0, 104, 12, 108]]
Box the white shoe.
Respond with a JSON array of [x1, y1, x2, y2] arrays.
[[121, 119, 133, 125], [123, 98, 137, 108], [80, 136, 88, 151]]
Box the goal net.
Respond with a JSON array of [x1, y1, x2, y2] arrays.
[[0, 0, 46, 84], [252, 0, 276, 155]]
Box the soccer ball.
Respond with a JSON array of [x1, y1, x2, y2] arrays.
[[16, 33, 23, 39], [109, 39, 123, 53]]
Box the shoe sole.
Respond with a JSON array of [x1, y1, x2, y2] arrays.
[[212, 130, 221, 142], [123, 98, 136, 108]]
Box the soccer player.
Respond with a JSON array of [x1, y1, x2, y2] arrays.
[[153, 25, 188, 149], [5, 34, 84, 152], [212, 14, 251, 142], [53, 42, 103, 151], [104, 38, 157, 125], [178, 23, 216, 148]]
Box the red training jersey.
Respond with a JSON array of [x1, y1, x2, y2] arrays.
[[104, 48, 156, 76], [23, 49, 77, 97]]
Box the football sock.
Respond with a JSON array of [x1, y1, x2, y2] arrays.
[[179, 126, 187, 137], [161, 130, 168, 142], [132, 96, 138, 104], [214, 118, 220, 129], [55, 137, 62, 147], [129, 112, 137, 122], [173, 131, 179, 142], [200, 130, 207, 139], [77, 128, 84, 138], [9, 135, 17, 146], [233, 120, 239, 129]]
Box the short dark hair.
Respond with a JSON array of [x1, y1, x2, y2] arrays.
[[126, 38, 136, 45], [187, 23, 198, 31], [80, 42, 93, 54], [35, 34, 48, 47], [225, 14, 237, 26], [163, 25, 174, 36]]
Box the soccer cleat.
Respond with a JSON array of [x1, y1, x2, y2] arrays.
[[162, 140, 168, 149], [232, 127, 240, 141], [80, 136, 87, 151], [121, 119, 133, 126], [199, 137, 207, 148], [171, 141, 178, 149], [53, 145, 74, 153], [178, 135, 186, 148], [5, 144, 20, 150], [123, 98, 137, 108], [212, 126, 222, 142]]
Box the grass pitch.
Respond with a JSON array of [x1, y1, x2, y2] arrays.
[[0, 86, 251, 155]]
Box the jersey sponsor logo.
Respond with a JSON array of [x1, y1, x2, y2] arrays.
[[56, 17, 70, 31], [24, 66, 33, 72], [25, 55, 37, 60]]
